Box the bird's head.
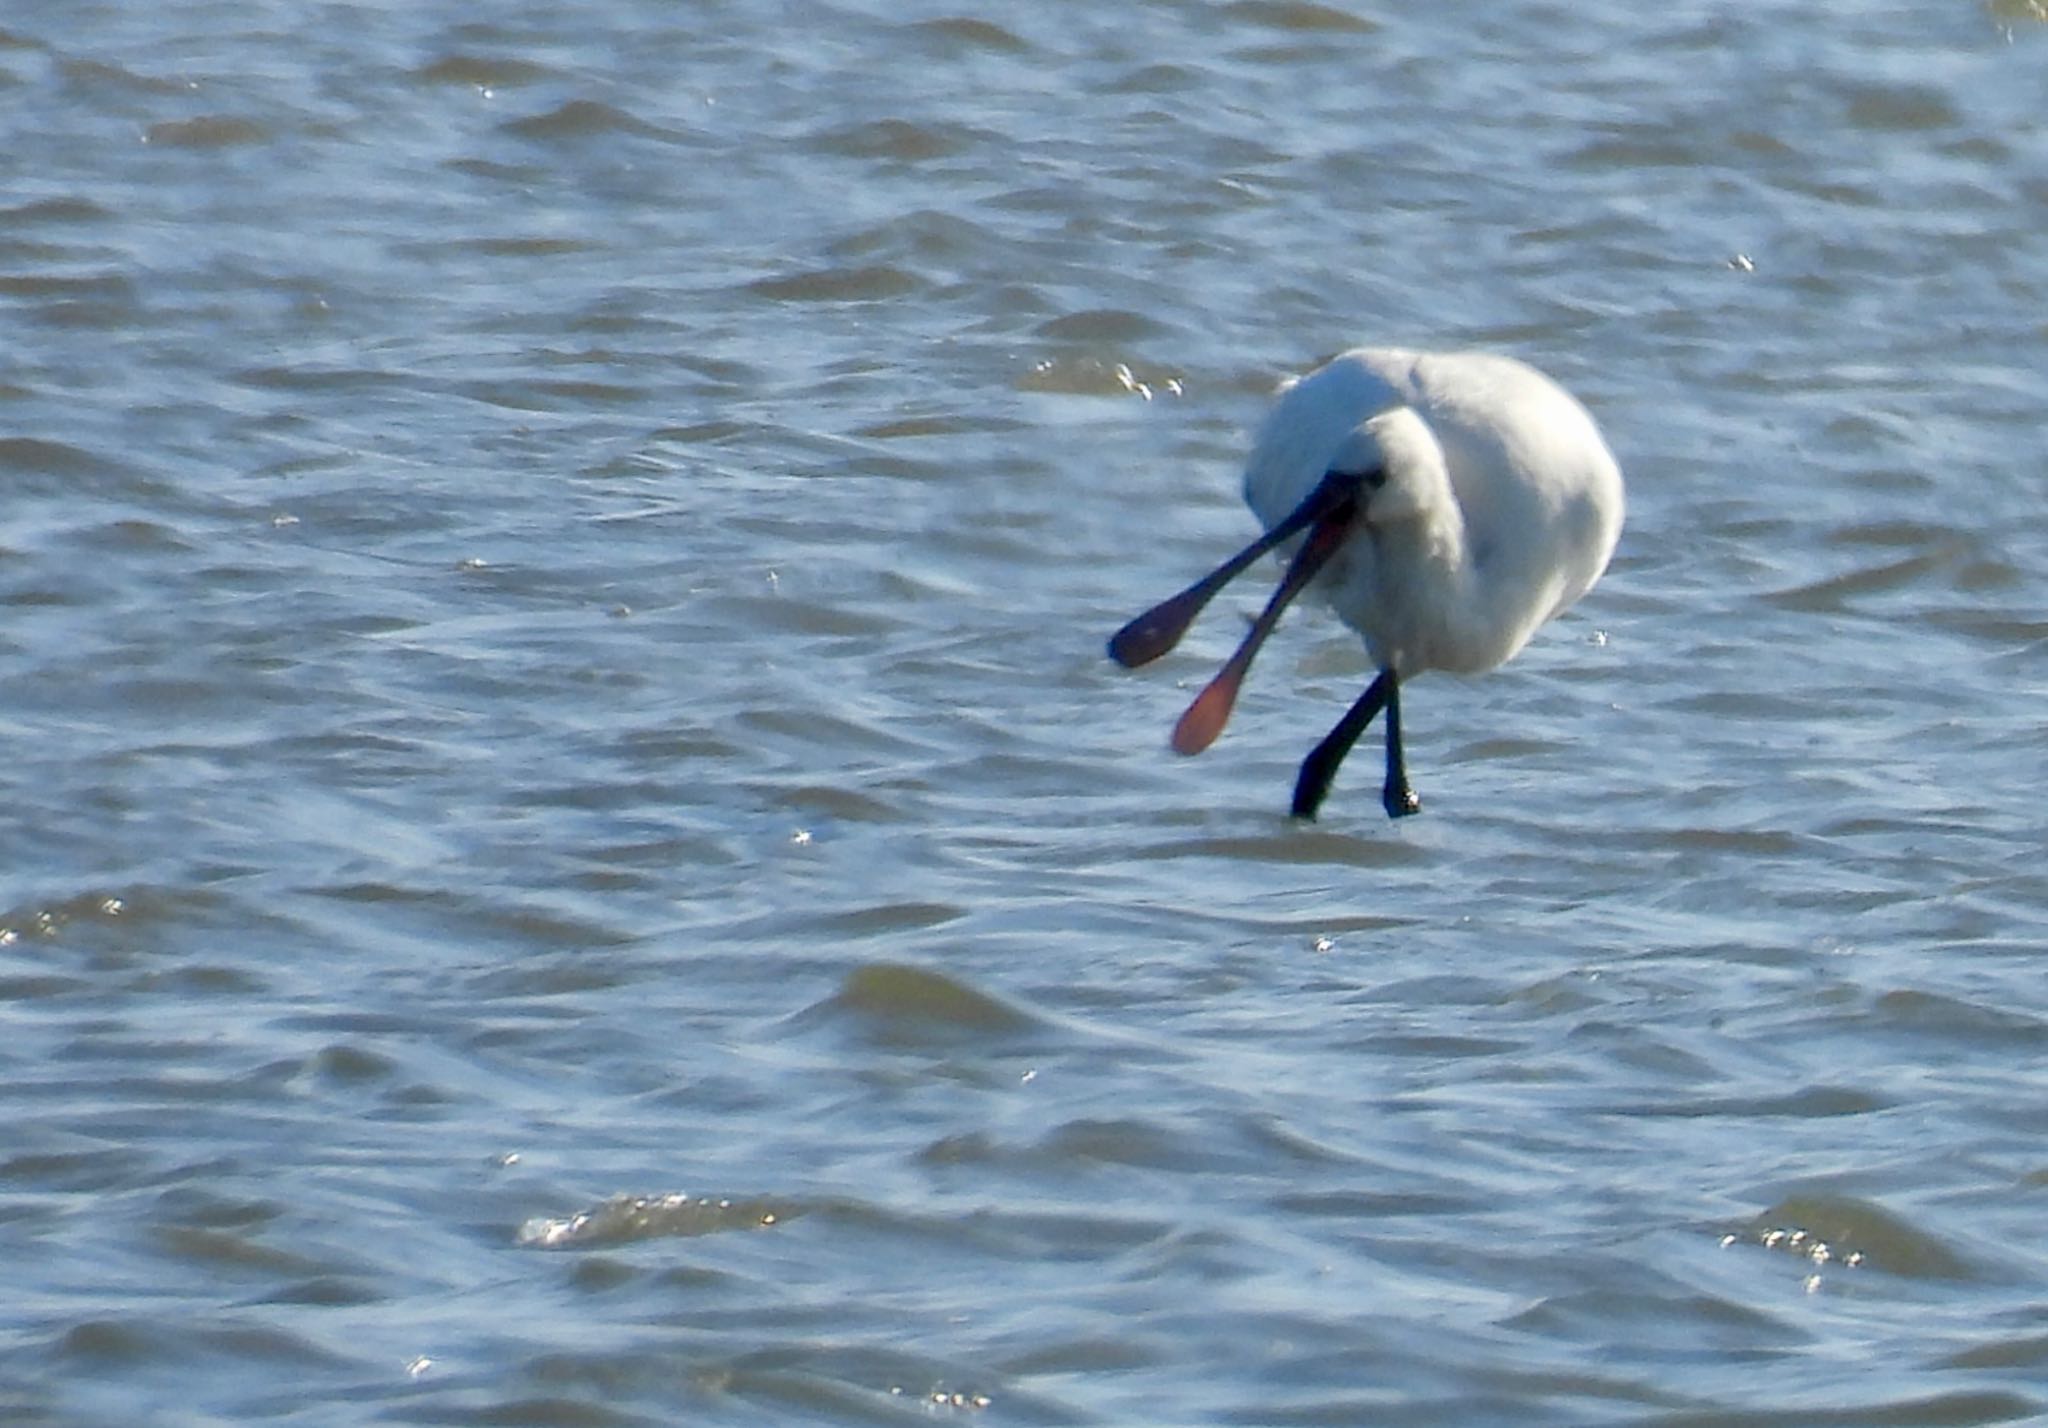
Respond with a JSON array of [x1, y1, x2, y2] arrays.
[[1326, 406, 1447, 529], [1104, 400, 1451, 759]]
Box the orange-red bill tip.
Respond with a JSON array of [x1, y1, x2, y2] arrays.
[[1171, 666, 1242, 756], [1162, 497, 1359, 758]]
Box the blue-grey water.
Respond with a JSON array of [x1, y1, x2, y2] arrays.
[[5, 2, 2048, 1424]]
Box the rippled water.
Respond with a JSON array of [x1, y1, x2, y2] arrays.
[[6, 2, 2048, 1424]]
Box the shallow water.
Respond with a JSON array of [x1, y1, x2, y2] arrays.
[[5, 2, 2048, 1424]]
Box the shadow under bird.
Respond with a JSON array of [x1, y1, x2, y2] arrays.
[[1108, 347, 1624, 820]]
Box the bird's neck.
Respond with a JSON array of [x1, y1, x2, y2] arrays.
[[1377, 494, 1544, 676]]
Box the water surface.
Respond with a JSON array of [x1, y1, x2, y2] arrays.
[[5, 2, 2048, 1424]]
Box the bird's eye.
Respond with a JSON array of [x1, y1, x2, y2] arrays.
[[1326, 466, 1387, 492]]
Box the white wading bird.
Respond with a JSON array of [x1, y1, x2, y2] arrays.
[[1108, 348, 1624, 820]]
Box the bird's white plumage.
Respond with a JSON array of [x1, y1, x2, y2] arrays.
[[1104, 344, 1623, 818], [1243, 348, 1623, 677]]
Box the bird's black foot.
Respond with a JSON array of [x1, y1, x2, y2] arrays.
[[1382, 781, 1421, 819], [1290, 763, 1335, 820]]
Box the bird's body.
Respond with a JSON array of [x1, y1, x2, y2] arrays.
[[1108, 346, 1623, 819], [1245, 349, 1623, 679]]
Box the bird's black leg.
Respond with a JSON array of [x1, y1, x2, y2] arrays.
[[1291, 669, 1394, 820], [1380, 674, 1421, 818]]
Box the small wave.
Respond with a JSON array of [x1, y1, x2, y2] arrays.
[[144, 116, 268, 149], [519, 1192, 800, 1249], [779, 962, 1046, 1049], [1729, 1193, 1979, 1281]]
